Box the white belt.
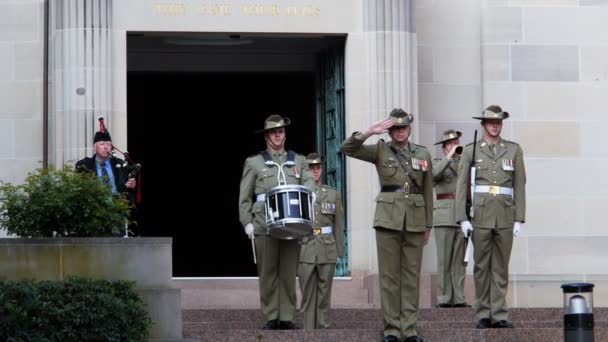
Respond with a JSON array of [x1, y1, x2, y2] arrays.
[[313, 226, 333, 235], [256, 194, 266, 202], [474, 185, 513, 196]]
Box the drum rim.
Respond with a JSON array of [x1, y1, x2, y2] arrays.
[[268, 218, 313, 229], [266, 184, 312, 196]]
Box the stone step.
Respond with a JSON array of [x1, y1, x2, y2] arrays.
[[183, 319, 608, 331], [181, 308, 608, 341], [182, 327, 608, 342], [182, 307, 608, 323]]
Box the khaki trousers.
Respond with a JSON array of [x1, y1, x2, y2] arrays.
[[376, 228, 425, 338], [434, 226, 466, 305], [254, 235, 301, 321], [472, 227, 513, 322], [297, 262, 336, 329]]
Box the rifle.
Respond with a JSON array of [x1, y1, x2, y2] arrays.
[[466, 129, 478, 220]]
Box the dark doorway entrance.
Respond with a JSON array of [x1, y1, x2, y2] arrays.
[[127, 72, 315, 276], [126, 33, 345, 277]]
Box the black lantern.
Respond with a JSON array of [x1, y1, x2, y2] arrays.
[[561, 283, 594, 342]]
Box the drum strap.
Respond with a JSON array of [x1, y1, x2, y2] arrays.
[[261, 150, 296, 164]]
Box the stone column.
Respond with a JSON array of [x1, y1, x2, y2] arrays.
[[363, 0, 418, 128], [48, 0, 113, 165], [348, 0, 419, 274]]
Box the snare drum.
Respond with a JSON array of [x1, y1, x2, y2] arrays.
[[265, 184, 314, 239]]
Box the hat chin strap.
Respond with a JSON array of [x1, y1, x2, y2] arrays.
[[265, 134, 286, 151]]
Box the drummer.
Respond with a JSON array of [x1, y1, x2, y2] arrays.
[[298, 153, 345, 329], [238, 114, 315, 330]]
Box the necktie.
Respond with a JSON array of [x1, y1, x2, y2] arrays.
[[488, 144, 496, 157], [100, 162, 110, 185]]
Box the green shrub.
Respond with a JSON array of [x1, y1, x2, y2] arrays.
[[0, 276, 152, 342], [0, 165, 130, 237]]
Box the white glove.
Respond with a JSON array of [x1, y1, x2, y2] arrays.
[[244, 223, 254, 239], [460, 221, 473, 238], [513, 221, 523, 237]]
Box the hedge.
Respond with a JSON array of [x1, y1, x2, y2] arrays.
[[0, 276, 151, 342]]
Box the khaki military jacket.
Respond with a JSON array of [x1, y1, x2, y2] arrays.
[[239, 150, 315, 235], [455, 138, 526, 228], [341, 133, 433, 232], [432, 156, 460, 228], [299, 184, 345, 264]]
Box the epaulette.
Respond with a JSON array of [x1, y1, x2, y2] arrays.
[[465, 141, 475, 147], [433, 158, 442, 162]]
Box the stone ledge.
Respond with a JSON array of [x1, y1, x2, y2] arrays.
[[0, 237, 172, 245]]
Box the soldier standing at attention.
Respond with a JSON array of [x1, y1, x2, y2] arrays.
[[455, 105, 526, 329], [341, 108, 432, 342], [238, 115, 315, 330], [432, 130, 471, 308], [297, 153, 345, 330]]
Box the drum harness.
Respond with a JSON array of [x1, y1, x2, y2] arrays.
[[261, 150, 315, 233], [262, 151, 296, 230]]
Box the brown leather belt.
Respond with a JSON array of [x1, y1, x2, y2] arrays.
[[436, 193, 456, 200]]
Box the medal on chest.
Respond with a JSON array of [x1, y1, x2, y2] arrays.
[[411, 158, 428, 171], [502, 159, 514, 171], [321, 202, 336, 214]]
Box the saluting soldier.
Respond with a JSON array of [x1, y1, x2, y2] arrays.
[[432, 130, 471, 308], [341, 108, 432, 342], [297, 153, 345, 330], [455, 105, 526, 329], [238, 114, 315, 330]]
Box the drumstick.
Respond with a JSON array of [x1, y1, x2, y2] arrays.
[[251, 235, 257, 264], [464, 231, 472, 266]]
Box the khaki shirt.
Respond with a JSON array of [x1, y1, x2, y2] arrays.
[[341, 132, 433, 232], [238, 149, 315, 235], [432, 156, 460, 227], [455, 138, 526, 228], [299, 184, 345, 264]]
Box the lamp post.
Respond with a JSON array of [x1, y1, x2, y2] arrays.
[[561, 283, 594, 342]]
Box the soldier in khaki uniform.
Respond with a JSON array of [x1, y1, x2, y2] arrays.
[[341, 109, 432, 342], [455, 105, 526, 329], [238, 115, 315, 330], [432, 130, 471, 308], [297, 153, 345, 330]]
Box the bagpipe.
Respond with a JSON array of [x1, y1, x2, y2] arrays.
[[98, 117, 142, 205]]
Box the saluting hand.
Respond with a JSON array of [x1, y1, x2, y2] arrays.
[[365, 119, 395, 136]]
